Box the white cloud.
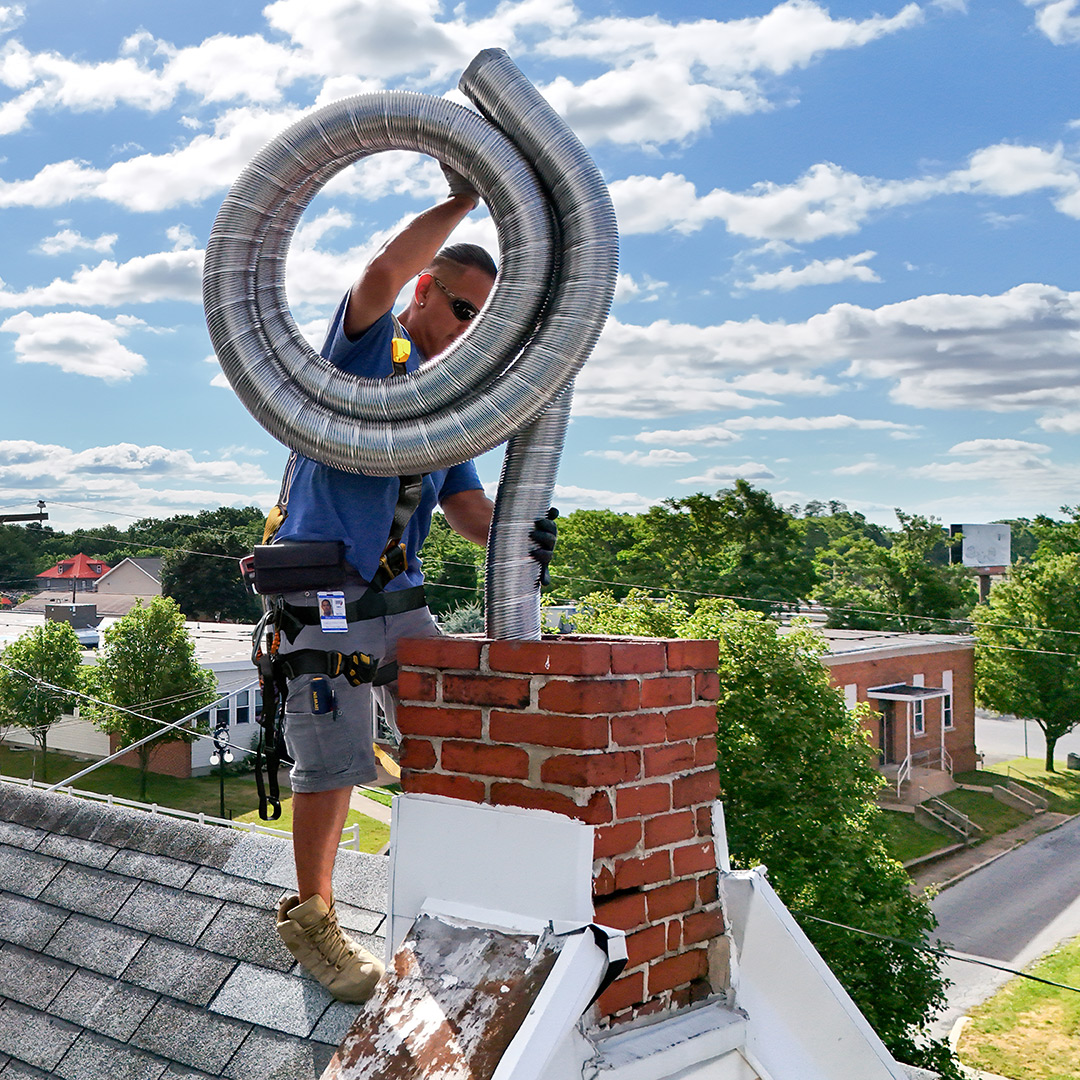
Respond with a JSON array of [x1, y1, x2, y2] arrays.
[[634, 425, 741, 447], [0, 311, 147, 379], [679, 462, 777, 484], [614, 272, 666, 304], [1025, 0, 1080, 44], [551, 483, 658, 514], [585, 449, 698, 466], [37, 228, 117, 255], [723, 414, 916, 434], [0, 6, 24, 34], [736, 250, 880, 291], [948, 438, 1051, 455], [833, 459, 893, 475]]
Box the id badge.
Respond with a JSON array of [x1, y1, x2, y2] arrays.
[[318, 591, 348, 633]]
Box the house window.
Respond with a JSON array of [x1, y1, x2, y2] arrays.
[[913, 699, 925, 736], [943, 694, 953, 730], [235, 690, 250, 725], [215, 702, 231, 728]]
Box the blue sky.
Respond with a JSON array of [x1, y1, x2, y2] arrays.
[[1, 0, 1079, 533]]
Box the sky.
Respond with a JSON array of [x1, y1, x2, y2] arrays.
[[1, 0, 1079, 537]]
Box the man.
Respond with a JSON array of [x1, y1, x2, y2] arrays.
[[266, 168, 554, 1003]]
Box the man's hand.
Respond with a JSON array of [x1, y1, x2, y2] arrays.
[[440, 162, 480, 205], [529, 507, 558, 589]]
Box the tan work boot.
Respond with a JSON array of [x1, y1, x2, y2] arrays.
[[276, 893, 384, 1003]]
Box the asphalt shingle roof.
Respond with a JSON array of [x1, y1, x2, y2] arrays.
[[0, 782, 387, 1080]]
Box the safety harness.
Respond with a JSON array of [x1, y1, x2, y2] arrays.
[[249, 315, 424, 820]]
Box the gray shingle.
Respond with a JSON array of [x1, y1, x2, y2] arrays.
[[0, 783, 36, 822], [0, 893, 68, 950], [309, 998, 361, 1046], [160, 1067, 218, 1080], [195, 901, 295, 972], [13, 791, 82, 836], [0, 845, 62, 899], [36, 832, 118, 869], [53, 802, 118, 842], [222, 1027, 335, 1080], [335, 903, 386, 938], [114, 882, 222, 945], [222, 833, 295, 889], [54, 1031, 168, 1080], [329, 851, 389, 916], [107, 848, 197, 889], [38, 863, 139, 920], [43, 912, 147, 977], [78, 804, 146, 850], [123, 936, 236, 1006], [125, 816, 237, 870], [188, 866, 282, 909], [130, 999, 250, 1075], [50, 970, 159, 1043], [209, 962, 333, 1038], [0, 944, 75, 1009], [1, 1060, 52, 1078], [0, 1001, 80, 1072], [0, 819, 46, 853]]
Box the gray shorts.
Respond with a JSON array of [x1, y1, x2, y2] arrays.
[[278, 586, 439, 794]]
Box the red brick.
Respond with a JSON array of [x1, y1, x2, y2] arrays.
[[671, 984, 692, 1010], [643, 742, 695, 778], [596, 971, 644, 1017], [615, 850, 671, 890], [442, 673, 531, 708], [666, 640, 719, 671], [611, 640, 667, 674], [593, 865, 616, 896], [673, 841, 717, 877], [645, 879, 697, 921], [488, 711, 610, 750], [540, 750, 641, 787], [698, 872, 719, 905], [665, 705, 717, 740], [667, 918, 681, 951], [398, 737, 436, 771], [644, 810, 696, 849], [594, 820, 642, 860], [401, 772, 485, 803], [683, 907, 726, 945], [696, 806, 714, 837], [672, 769, 719, 808], [695, 671, 720, 701], [615, 783, 671, 820], [594, 890, 647, 932], [397, 669, 437, 703], [538, 679, 640, 715], [625, 924, 667, 969], [648, 949, 709, 996], [487, 639, 611, 675], [610, 713, 667, 747], [441, 740, 530, 779], [489, 783, 613, 824], [398, 637, 483, 668], [397, 705, 482, 739], [694, 735, 718, 767], [641, 676, 693, 708]]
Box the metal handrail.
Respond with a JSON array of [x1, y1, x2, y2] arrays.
[[896, 755, 912, 798], [0, 774, 363, 850]]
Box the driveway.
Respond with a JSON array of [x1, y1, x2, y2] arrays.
[[977, 710, 1080, 766]]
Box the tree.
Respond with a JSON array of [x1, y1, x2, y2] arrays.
[[548, 509, 650, 600], [162, 528, 262, 622], [578, 591, 960, 1077], [421, 513, 483, 616], [0, 622, 83, 780], [972, 553, 1080, 771], [83, 597, 218, 799]]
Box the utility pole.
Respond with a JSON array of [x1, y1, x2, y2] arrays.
[[0, 500, 48, 525]]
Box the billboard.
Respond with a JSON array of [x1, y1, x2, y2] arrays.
[[951, 523, 1011, 568]]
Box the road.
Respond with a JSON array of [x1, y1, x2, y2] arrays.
[[928, 812, 1080, 1036], [976, 710, 1080, 766]]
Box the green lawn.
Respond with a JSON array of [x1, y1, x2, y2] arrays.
[[879, 810, 953, 863], [235, 799, 390, 853], [958, 934, 1080, 1080], [939, 787, 1029, 836], [956, 758, 1080, 815]]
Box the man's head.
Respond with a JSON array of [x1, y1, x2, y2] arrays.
[[403, 244, 496, 359]]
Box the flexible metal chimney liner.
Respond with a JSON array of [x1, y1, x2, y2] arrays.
[[203, 50, 618, 637]]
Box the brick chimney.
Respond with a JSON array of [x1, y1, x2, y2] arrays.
[[395, 634, 724, 1025]]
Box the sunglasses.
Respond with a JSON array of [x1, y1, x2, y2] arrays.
[[430, 275, 480, 322]]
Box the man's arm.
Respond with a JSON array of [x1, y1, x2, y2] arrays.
[[344, 193, 478, 340], [442, 488, 494, 546]]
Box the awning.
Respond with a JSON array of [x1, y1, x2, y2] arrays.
[[867, 683, 948, 701]]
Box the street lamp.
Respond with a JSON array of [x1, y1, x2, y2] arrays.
[[209, 724, 233, 819]]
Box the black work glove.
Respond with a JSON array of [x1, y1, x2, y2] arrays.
[[529, 507, 558, 589], [440, 161, 480, 204]]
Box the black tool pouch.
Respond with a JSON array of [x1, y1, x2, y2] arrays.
[[251, 541, 347, 595]]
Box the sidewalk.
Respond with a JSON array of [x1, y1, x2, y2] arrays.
[[908, 810, 1072, 893]]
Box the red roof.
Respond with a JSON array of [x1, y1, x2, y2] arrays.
[[37, 553, 111, 581]]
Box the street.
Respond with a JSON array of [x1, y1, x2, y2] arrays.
[[976, 710, 1080, 766], [928, 812, 1080, 1036]]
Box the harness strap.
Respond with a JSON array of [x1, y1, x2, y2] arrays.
[[277, 585, 426, 643], [279, 648, 379, 687]]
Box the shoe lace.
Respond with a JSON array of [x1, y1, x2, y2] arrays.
[[309, 903, 369, 972]]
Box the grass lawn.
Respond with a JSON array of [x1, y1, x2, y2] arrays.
[[958, 934, 1080, 1080], [234, 799, 390, 853], [880, 810, 952, 863], [0, 743, 275, 820], [939, 787, 1029, 837], [956, 758, 1080, 815]]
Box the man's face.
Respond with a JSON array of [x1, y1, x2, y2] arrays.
[[413, 265, 495, 359]]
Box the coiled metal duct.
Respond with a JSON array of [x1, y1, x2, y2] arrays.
[[203, 49, 618, 639]]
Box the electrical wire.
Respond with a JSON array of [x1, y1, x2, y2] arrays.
[[802, 914, 1080, 995]]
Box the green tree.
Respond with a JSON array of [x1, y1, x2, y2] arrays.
[[83, 597, 218, 799], [1031, 505, 1080, 559], [162, 528, 262, 622], [579, 592, 959, 1077], [549, 509, 649, 600], [0, 621, 83, 780], [972, 553, 1080, 771], [421, 513, 483, 616]]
